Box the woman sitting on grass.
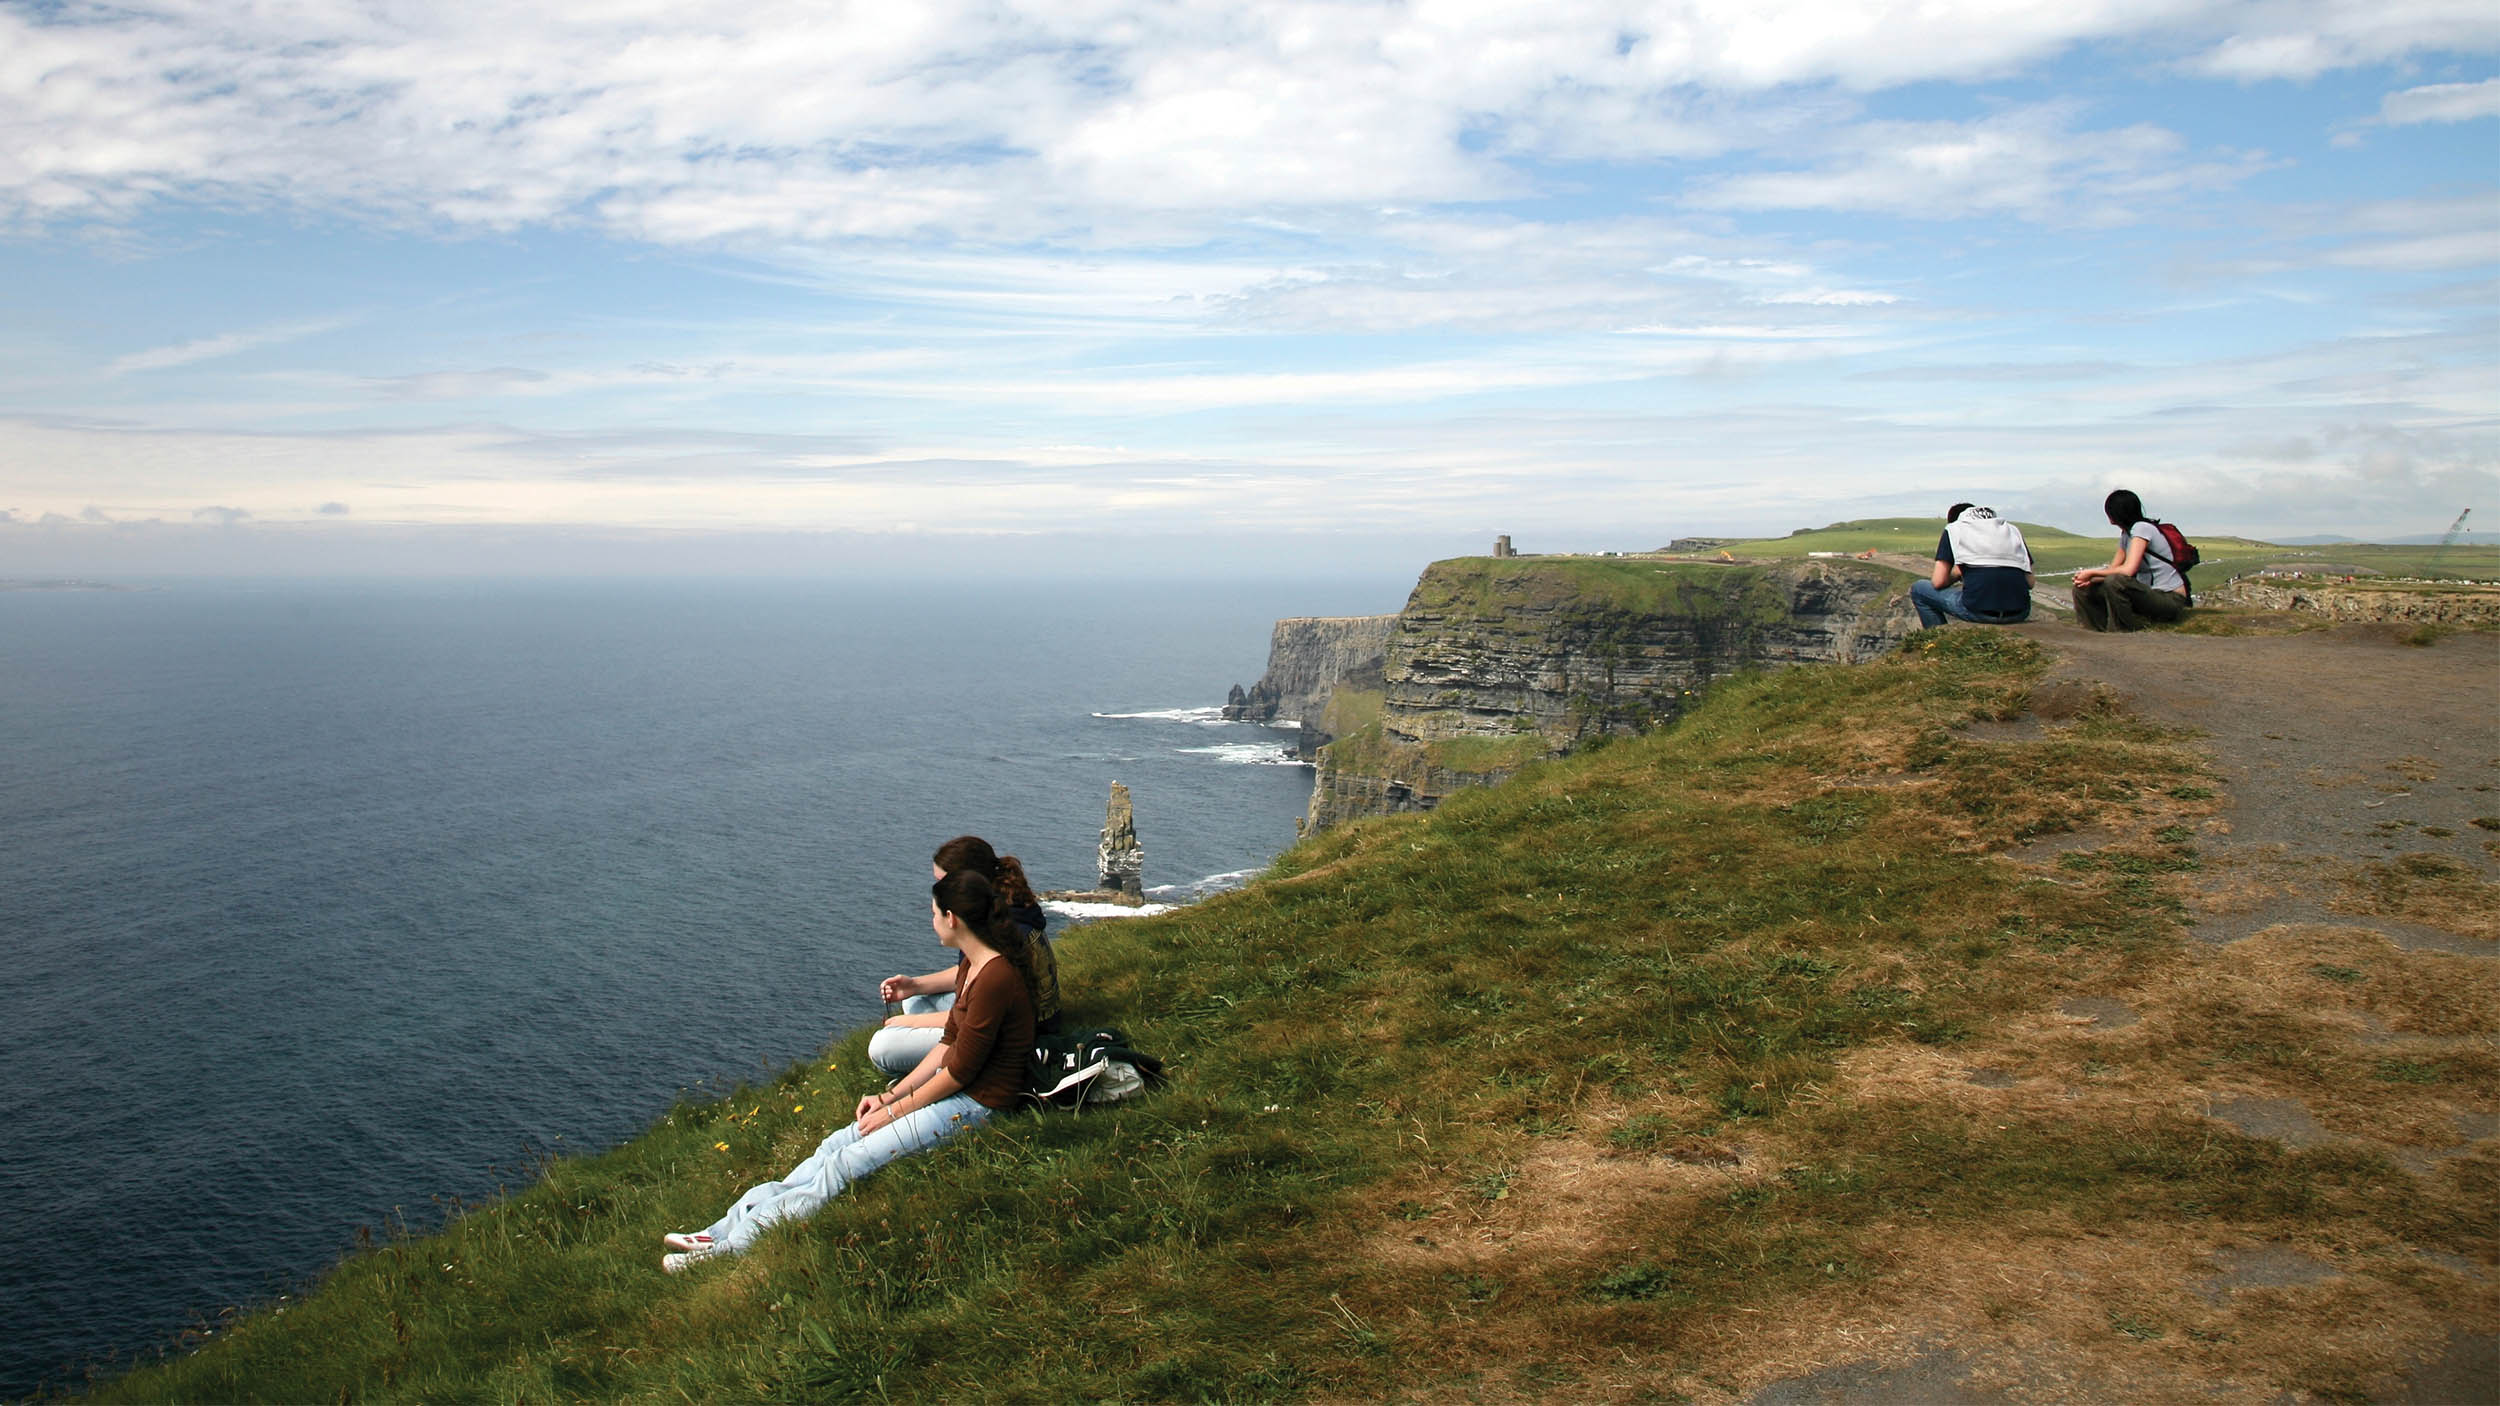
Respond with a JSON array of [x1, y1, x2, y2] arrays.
[[661, 869, 1037, 1272], [2071, 488, 2190, 632], [870, 835, 1059, 1077]]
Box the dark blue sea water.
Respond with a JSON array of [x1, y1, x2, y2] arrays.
[[0, 574, 1403, 1397]]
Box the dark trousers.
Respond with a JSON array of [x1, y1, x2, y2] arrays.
[[2072, 576, 2188, 632]]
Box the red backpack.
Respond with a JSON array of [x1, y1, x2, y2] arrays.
[[2145, 520, 2200, 601]]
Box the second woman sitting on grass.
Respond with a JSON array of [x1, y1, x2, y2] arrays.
[[660, 868, 1037, 1271], [870, 835, 1059, 1078]]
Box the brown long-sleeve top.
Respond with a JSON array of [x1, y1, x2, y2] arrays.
[[941, 955, 1034, 1110]]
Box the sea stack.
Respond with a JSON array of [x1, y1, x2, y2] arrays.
[[1098, 781, 1144, 897]]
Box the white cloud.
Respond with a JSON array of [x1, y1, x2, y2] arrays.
[[2333, 75, 2500, 145], [2188, 0, 2497, 80], [2374, 76, 2500, 125], [105, 319, 345, 376], [4, 2, 2485, 247], [367, 367, 555, 401], [2041, 422, 2498, 539], [2327, 193, 2500, 272], [1181, 218, 1914, 332], [1689, 104, 2266, 224]]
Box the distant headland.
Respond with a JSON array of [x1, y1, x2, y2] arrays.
[[0, 578, 134, 591]]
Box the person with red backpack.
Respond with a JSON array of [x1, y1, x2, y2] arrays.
[[2071, 489, 2196, 631]]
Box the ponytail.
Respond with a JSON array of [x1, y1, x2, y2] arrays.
[[934, 834, 1037, 918], [990, 854, 1037, 910]]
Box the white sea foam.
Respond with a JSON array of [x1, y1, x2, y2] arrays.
[[1090, 705, 1227, 723], [1043, 900, 1176, 920], [1147, 868, 1262, 901], [1175, 742, 1306, 766]]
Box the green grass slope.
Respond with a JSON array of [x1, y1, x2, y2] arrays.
[[91, 631, 2495, 1403]]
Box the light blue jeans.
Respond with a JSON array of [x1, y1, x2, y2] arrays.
[[868, 991, 954, 1076], [1911, 578, 2030, 628], [700, 1092, 992, 1252]]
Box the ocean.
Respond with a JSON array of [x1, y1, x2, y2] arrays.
[[0, 574, 1402, 1396]]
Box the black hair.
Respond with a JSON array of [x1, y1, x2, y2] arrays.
[[2104, 489, 2146, 529], [1946, 502, 1973, 523], [931, 868, 1036, 996]]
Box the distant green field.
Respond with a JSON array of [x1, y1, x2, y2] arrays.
[[2202, 542, 2500, 583], [1713, 518, 2104, 572], [1698, 518, 2500, 582]]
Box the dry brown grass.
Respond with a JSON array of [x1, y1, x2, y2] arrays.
[[1648, 1220, 2500, 1406], [1290, 667, 2495, 1404], [1336, 981, 2498, 1402], [2332, 854, 2500, 942]]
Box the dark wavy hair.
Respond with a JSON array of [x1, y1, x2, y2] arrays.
[[932, 834, 1036, 910], [930, 868, 1036, 996], [2104, 489, 2147, 529]]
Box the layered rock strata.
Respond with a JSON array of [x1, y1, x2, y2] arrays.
[[2201, 578, 2500, 626], [1223, 615, 1397, 758], [1097, 781, 1144, 897], [1304, 556, 1916, 830]]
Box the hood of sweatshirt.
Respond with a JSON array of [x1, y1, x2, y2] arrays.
[[1945, 508, 2032, 571]]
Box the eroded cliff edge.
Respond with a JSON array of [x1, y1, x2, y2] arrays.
[[1223, 615, 1399, 758], [1303, 555, 1916, 830]]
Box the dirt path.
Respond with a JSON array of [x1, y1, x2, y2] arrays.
[[2034, 618, 2500, 941], [1744, 617, 2500, 1406]]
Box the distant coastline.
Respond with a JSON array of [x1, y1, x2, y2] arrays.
[[0, 578, 133, 592]]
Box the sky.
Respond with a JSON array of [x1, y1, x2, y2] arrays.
[[0, 0, 2494, 576]]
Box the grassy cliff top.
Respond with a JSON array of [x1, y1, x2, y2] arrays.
[[1408, 554, 1899, 621], [94, 629, 2494, 1403]]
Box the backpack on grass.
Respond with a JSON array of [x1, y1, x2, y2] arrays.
[[1026, 1026, 1167, 1111]]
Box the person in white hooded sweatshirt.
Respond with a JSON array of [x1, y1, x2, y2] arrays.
[[1912, 503, 2035, 627]]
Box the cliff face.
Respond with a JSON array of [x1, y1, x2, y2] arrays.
[[1224, 615, 1398, 757], [1304, 556, 1916, 830]]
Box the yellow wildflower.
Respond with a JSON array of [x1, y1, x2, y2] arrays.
[[713, 1141, 729, 1152]]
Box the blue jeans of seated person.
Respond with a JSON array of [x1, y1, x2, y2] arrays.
[[699, 1093, 991, 1253], [868, 991, 953, 1076], [1911, 578, 2030, 628]]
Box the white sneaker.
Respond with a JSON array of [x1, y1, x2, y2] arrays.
[[661, 1247, 721, 1274], [661, 1232, 716, 1253]]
